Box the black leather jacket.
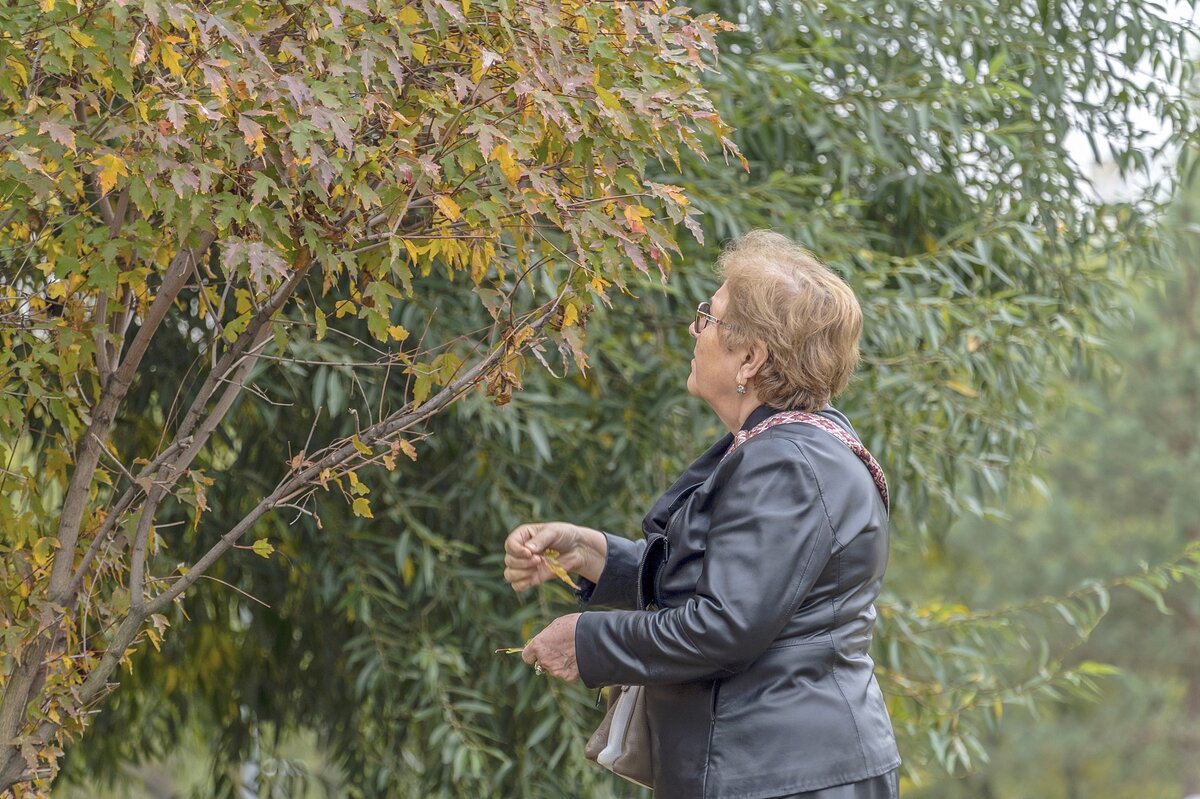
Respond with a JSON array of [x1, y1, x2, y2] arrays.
[[574, 405, 900, 798]]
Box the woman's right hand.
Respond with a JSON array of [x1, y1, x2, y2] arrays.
[[503, 522, 607, 592]]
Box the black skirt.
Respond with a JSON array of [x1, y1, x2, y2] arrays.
[[772, 768, 899, 799]]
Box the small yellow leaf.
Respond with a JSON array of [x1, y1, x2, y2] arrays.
[[594, 85, 622, 113], [69, 29, 95, 48], [5, 57, 27, 86], [401, 555, 415, 585], [511, 325, 534, 348], [251, 539, 274, 558], [562, 303, 579, 328], [491, 143, 521, 184], [541, 548, 579, 590], [382, 454, 396, 471], [411, 42, 428, 64], [387, 324, 409, 342], [351, 435, 371, 455], [91, 153, 129, 196], [39, 0, 54, 12], [433, 194, 461, 221], [398, 5, 422, 25], [314, 307, 327, 340], [352, 497, 373, 518], [945, 380, 978, 398], [623, 205, 647, 234], [159, 41, 184, 77], [398, 439, 418, 461], [32, 537, 57, 568]]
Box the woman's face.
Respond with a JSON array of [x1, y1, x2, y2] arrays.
[[686, 282, 747, 407]]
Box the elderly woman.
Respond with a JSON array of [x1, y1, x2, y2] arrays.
[[503, 231, 900, 799]]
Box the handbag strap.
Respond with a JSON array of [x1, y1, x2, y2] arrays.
[[723, 411, 890, 514]]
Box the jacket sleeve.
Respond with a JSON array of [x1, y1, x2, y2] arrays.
[[573, 532, 646, 610], [575, 437, 834, 688]]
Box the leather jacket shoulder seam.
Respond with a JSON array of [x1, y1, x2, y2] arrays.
[[775, 435, 838, 539]]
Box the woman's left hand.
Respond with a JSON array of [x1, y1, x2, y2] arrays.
[[522, 613, 581, 682]]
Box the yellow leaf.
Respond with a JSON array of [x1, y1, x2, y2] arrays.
[[945, 380, 978, 398], [32, 537, 57, 568], [541, 548, 579, 590], [511, 325, 534, 348], [433, 194, 461, 221], [387, 324, 409, 342], [159, 41, 184, 77], [411, 42, 428, 64], [562, 303, 579, 328], [91, 153, 129, 196], [594, 85, 622, 113], [491, 143, 521, 184], [251, 539, 274, 558], [401, 555, 415, 585], [461, 0, 470, 14], [398, 439, 418, 461], [351, 435, 371, 455], [4, 57, 27, 86], [314, 307, 327, 341], [39, 0, 53, 12], [352, 497, 373, 518], [382, 454, 396, 471], [398, 5, 422, 25], [623, 204, 648, 234], [69, 29, 95, 48]]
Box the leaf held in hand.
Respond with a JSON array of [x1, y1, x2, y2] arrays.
[[541, 548, 579, 589]]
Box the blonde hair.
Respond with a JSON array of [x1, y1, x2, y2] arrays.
[[717, 230, 862, 411]]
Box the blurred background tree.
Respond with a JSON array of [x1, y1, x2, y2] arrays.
[[901, 147, 1200, 798], [45, 0, 1200, 796]]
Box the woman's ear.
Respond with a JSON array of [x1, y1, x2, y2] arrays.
[[738, 340, 769, 384]]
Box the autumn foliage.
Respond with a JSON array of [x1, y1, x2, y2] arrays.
[[0, 0, 740, 792]]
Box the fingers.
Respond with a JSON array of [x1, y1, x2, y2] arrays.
[[503, 524, 544, 591], [519, 622, 580, 681], [503, 523, 569, 591]]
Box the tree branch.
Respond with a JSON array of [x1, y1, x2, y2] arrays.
[[144, 298, 563, 617], [128, 324, 273, 608]]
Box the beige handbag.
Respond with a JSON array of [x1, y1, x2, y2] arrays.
[[583, 684, 652, 788]]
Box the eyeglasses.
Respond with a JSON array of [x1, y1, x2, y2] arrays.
[[693, 300, 731, 333]]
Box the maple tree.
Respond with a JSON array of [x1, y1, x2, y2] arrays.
[[0, 0, 739, 793]]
